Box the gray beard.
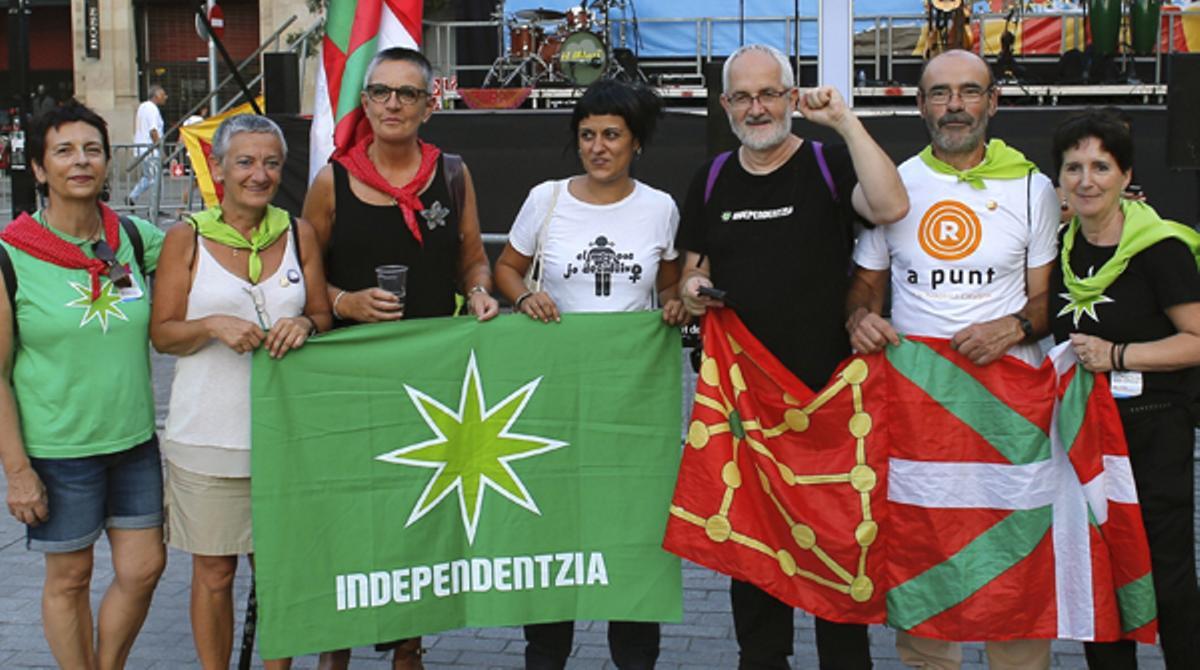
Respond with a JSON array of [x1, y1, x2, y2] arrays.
[[730, 115, 792, 152], [927, 118, 987, 156]]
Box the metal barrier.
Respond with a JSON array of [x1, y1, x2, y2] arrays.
[[111, 143, 201, 225], [425, 10, 1190, 91]]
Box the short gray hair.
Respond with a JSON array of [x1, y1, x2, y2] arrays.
[[210, 114, 288, 163], [147, 84, 165, 100], [363, 47, 435, 94], [722, 44, 794, 92]]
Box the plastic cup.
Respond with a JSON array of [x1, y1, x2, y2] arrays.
[[375, 264, 408, 308]]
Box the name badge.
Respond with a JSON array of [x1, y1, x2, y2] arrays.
[[1110, 371, 1143, 399], [118, 275, 144, 302]]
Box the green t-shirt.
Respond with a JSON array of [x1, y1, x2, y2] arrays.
[[2, 214, 164, 458]]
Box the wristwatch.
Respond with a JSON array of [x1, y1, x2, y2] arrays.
[[468, 284, 489, 296], [1011, 313, 1034, 339]]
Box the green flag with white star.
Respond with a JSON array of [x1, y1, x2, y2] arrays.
[[250, 312, 684, 659]]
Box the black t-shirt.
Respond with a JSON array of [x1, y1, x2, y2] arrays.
[[326, 159, 461, 325], [1049, 228, 1200, 404], [675, 141, 860, 389]]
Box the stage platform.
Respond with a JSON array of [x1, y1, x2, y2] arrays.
[[442, 83, 1171, 109]]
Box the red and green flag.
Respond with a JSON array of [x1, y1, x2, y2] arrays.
[[250, 313, 683, 659], [308, 0, 423, 182], [664, 308, 1156, 643]]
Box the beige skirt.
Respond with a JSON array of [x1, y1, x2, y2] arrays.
[[164, 459, 253, 556]]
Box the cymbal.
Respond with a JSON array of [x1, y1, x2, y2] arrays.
[[514, 8, 566, 20]]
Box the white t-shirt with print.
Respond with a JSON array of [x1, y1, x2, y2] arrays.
[[509, 178, 679, 314], [853, 155, 1059, 365], [133, 100, 163, 145]]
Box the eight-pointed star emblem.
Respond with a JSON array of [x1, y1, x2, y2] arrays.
[[66, 279, 129, 333], [376, 351, 567, 544], [1057, 265, 1114, 327]]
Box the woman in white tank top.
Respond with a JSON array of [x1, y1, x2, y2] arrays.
[[150, 115, 332, 670]]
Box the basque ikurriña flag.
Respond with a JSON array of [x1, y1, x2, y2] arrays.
[[664, 308, 1156, 642], [250, 313, 683, 659], [308, 0, 423, 183]]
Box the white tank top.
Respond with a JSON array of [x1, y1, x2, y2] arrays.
[[164, 231, 306, 477]]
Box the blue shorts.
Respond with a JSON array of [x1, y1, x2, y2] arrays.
[[26, 435, 163, 553]]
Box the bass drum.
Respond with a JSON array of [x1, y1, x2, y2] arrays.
[[558, 30, 605, 86]]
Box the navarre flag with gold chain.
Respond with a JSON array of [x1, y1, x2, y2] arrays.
[[664, 308, 1156, 642], [308, 0, 423, 183]]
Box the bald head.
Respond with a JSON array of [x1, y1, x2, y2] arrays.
[[919, 50, 993, 92]]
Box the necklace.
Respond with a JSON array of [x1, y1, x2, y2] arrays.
[[42, 208, 102, 244]]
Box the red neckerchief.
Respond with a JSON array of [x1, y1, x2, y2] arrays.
[[1, 203, 121, 300], [332, 114, 441, 246]]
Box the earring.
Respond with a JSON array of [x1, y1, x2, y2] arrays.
[[100, 180, 111, 202], [636, 147, 643, 157]]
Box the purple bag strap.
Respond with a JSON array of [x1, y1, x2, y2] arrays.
[[706, 145, 837, 204], [812, 140, 839, 202], [704, 150, 734, 204]]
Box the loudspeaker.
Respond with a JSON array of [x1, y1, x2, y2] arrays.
[[705, 60, 738, 157], [1167, 54, 1200, 170], [263, 52, 300, 115]]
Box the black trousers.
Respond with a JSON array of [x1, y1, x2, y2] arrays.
[[731, 579, 872, 670], [1084, 406, 1199, 669], [524, 620, 660, 669]]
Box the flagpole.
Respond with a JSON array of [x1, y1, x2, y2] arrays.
[[207, 0, 218, 115]]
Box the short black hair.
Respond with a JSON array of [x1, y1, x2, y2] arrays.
[[28, 99, 112, 198], [570, 80, 663, 148], [1097, 105, 1133, 130], [1051, 109, 1133, 175]]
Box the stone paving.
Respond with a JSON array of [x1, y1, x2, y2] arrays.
[[0, 353, 1190, 669]]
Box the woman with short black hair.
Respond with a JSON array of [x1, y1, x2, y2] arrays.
[[494, 78, 686, 670]]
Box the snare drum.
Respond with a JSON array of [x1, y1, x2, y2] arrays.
[[565, 6, 592, 32], [508, 23, 542, 57]]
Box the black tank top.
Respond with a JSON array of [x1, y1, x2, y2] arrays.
[[327, 157, 460, 324]]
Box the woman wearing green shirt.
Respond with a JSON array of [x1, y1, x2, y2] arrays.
[[0, 101, 166, 667]]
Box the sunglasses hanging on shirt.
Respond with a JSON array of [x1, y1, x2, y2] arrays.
[[91, 240, 133, 289]]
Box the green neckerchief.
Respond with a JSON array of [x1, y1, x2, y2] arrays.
[[189, 204, 290, 283], [918, 138, 1038, 189], [1061, 199, 1200, 303]]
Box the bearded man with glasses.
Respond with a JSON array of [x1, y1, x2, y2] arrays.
[[846, 49, 1059, 670], [677, 43, 908, 669]]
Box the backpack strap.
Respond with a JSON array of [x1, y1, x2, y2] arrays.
[[117, 214, 148, 277], [443, 152, 466, 219], [0, 244, 16, 340], [704, 151, 734, 205], [811, 140, 839, 202]]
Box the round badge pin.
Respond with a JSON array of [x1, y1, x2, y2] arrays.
[[287, 269, 301, 284], [986, 200, 998, 211]]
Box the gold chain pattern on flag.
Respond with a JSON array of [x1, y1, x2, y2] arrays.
[[669, 333, 879, 603]]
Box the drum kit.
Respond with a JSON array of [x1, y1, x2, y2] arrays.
[[483, 0, 642, 89]]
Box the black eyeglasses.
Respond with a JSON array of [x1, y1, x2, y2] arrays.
[[92, 240, 132, 289], [363, 84, 429, 106]]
